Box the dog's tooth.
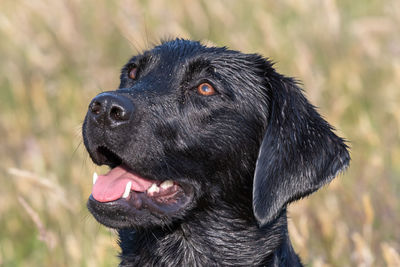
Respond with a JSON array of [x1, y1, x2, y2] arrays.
[[147, 183, 160, 194], [160, 180, 173, 190], [93, 172, 98, 185], [122, 181, 132, 199]]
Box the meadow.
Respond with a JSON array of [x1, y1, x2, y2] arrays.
[[0, 0, 399, 266]]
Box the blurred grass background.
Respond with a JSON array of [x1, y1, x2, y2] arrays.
[[0, 0, 399, 266]]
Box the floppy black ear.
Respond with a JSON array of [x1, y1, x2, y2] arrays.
[[253, 76, 350, 227]]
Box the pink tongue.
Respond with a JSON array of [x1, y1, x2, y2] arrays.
[[92, 165, 154, 202]]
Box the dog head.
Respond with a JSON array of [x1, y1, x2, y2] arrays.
[[82, 39, 349, 229]]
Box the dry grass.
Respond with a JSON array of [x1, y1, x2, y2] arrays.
[[0, 0, 399, 266]]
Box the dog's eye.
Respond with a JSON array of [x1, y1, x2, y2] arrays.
[[129, 67, 138, 80], [197, 83, 216, 96]]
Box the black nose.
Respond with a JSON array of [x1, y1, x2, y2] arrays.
[[88, 92, 134, 127]]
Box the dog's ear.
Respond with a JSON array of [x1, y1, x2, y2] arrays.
[[253, 76, 350, 227]]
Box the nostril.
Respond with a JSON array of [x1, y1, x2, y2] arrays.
[[88, 92, 134, 126], [110, 106, 127, 121], [90, 101, 102, 115]]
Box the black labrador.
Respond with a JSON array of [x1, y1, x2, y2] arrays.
[[82, 39, 350, 266]]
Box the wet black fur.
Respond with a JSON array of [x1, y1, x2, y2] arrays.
[[82, 39, 350, 266]]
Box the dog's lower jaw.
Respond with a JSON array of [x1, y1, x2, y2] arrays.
[[118, 209, 303, 267]]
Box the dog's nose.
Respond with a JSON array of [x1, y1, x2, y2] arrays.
[[88, 92, 134, 127]]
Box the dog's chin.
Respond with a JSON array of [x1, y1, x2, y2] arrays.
[[87, 182, 195, 229]]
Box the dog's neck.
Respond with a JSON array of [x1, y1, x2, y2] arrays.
[[118, 208, 302, 266]]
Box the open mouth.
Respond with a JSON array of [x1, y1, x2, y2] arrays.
[[89, 146, 193, 215]]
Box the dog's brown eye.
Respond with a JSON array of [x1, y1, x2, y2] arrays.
[[129, 67, 137, 80], [197, 83, 215, 96]]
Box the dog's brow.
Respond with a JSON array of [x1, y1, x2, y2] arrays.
[[185, 58, 212, 75], [130, 55, 148, 67]]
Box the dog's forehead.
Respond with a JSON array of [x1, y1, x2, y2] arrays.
[[146, 41, 215, 72], [146, 40, 246, 69], [153, 39, 207, 58]]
